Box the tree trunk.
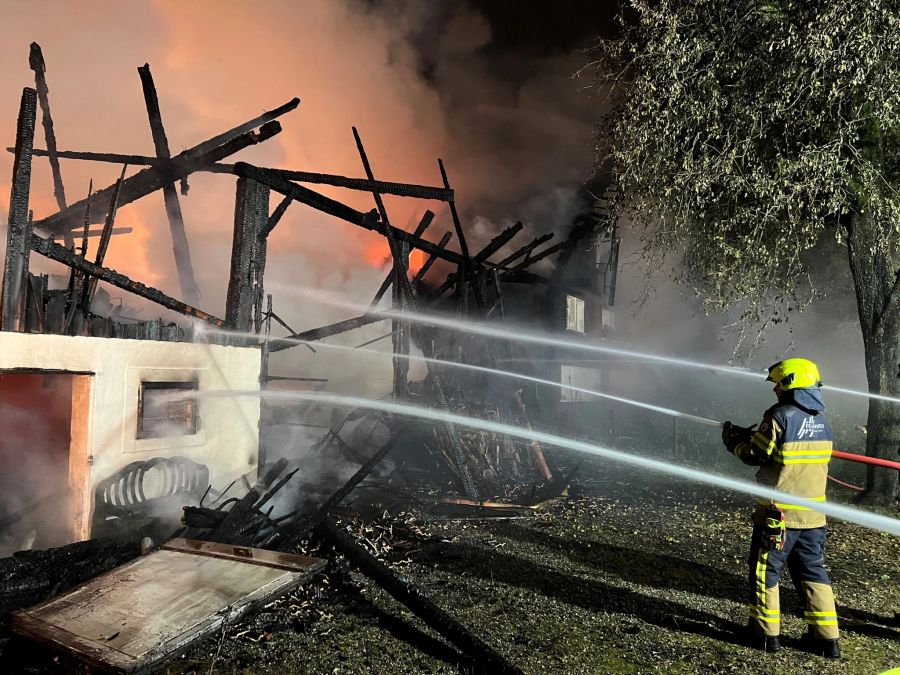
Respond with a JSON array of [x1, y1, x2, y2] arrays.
[[845, 210, 900, 506]]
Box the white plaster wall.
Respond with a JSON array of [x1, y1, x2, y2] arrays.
[[0, 332, 261, 533]]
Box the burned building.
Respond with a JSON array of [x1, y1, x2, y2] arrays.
[[0, 41, 617, 674]]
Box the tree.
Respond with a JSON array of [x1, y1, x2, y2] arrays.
[[588, 0, 900, 504]]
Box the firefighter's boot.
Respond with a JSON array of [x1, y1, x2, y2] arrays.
[[746, 620, 780, 652], [799, 632, 840, 659]]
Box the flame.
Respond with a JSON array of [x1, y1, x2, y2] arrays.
[[361, 240, 426, 275], [362, 240, 391, 269]]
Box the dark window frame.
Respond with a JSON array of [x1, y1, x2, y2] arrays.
[[136, 380, 199, 440]]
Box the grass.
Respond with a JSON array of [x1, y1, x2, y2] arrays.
[[161, 465, 900, 675]]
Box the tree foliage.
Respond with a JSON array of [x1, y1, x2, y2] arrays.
[[589, 0, 900, 323]]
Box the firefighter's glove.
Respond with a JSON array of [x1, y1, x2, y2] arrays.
[[759, 504, 786, 551], [722, 421, 756, 453]]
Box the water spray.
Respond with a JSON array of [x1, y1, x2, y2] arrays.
[[200, 326, 720, 428], [198, 325, 900, 473], [264, 283, 900, 406], [196, 388, 900, 537]]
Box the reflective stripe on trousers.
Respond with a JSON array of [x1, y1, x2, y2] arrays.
[[747, 525, 839, 639]]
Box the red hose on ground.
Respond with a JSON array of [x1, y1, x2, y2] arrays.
[[833, 449, 900, 471], [827, 474, 865, 492]]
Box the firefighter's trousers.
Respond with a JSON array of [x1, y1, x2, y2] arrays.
[[748, 525, 839, 639]]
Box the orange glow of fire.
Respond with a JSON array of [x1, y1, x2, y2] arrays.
[[362, 240, 426, 275]]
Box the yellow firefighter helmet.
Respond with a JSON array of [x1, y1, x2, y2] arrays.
[[766, 358, 822, 390]]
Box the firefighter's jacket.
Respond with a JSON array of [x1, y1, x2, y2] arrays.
[[731, 388, 832, 528]]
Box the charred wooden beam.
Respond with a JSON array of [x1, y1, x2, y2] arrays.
[[1, 88, 37, 332], [205, 458, 289, 544], [494, 233, 553, 268], [264, 310, 315, 353], [226, 177, 270, 332], [82, 165, 127, 316], [412, 231, 452, 287], [208, 163, 453, 201], [24, 150, 455, 202], [507, 241, 565, 271], [138, 64, 202, 305], [24, 99, 295, 168], [233, 162, 378, 229], [258, 195, 292, 241], [354, 331, 391, 349], [190, 97, 299, 158], [385, 221, 467, 267], [393, 241, 411, 399], [487, 268, 506, 319], [472, 221, 523, 264], [314, 519, 524, 675], [14, 147, 160, 165], [238, 162, 469, 267], [438, 159, 483, 311], [370, 211, 434, 307], [426, 274, 455, 301], [254, 238, 269, 335], [268, 313, 385, 352], [29, 233, 225, 326], [259, 293, 274, 465], [63, 183, 93, 330], [29, 43, 69, 248], [35, 119, 284, 236]]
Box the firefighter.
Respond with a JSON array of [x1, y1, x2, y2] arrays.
[[722, 358, 840, 658]]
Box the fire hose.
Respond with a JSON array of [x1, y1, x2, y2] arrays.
[[832, 449, 900, 471], [827, 450, 900, 491], [721, 422, 900, 491]]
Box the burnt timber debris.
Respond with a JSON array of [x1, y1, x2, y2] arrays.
[[0, 41, 619, 674]]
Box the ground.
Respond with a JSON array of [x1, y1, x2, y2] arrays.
[[7, 464, 899, 674], [159, 465, 899, 675]]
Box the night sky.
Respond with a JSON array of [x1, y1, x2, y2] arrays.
[[471, 0, 621, 54]]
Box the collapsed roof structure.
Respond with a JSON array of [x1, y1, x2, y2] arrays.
[[0, 42, 619, 673]]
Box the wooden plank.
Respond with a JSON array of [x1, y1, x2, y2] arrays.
[[160, 537, 324, 572], [11, 541, 323, 674]]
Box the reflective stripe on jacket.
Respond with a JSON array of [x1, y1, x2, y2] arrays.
[[732, 402, 832, 528]]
